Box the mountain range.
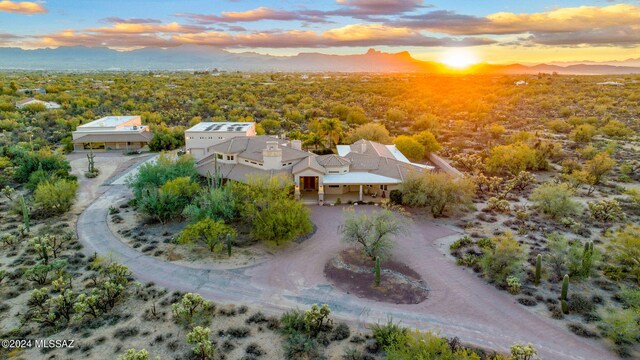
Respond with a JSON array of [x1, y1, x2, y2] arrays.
[[0, 46, 639, 75]]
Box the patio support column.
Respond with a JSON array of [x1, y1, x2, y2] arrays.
[[359, 184, 363, 201]]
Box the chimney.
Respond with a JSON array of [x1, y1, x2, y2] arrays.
[[291, 139, 302, 151], [263, 141, 283, 169], [360, 141, 367, 153]]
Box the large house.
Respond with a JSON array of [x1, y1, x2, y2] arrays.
[[185, 122, 256, 160], [189, 122, 431, 203], [72, 116, 153, 151], [16, 98, 61, 110]]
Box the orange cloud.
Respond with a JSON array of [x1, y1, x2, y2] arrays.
[[0, 0, 46, 14], [87, 22, 205, 34], [403, 4, 640, 35]]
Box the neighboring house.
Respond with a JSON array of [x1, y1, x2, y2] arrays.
[[15, 98, 61, 110], [185, 122, 257, 160], [514, 80, 528, 86], [597, 81, 624, 86], [195, 135, 431, 204], [72, 116, 153, 151], [17, 88, 46, 95]]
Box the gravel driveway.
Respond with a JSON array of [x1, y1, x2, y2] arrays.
[[76, 182, 617, 360]]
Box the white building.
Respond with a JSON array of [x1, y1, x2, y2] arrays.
[[72, 116, 152, 151], [15, 98, 61, 110], [184, 122, 256, 160]]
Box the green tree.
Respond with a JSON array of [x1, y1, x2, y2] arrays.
[[177, 218, 236, 253], [393, 135, 425, 161], [320, 118, 342, 149], [402, 172, 474, 217], [34, 178, 78, 214], [530, 182, 581, 219], [413, 131, 442, 154], [575, 152, 616, 195], [341, 207, 409, 260], [348, 123, 391, 144], [480, 232, 526, 286], [485, 143, 537, 176]]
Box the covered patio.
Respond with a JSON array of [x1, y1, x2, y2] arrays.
[[321, 172, 399, 204]]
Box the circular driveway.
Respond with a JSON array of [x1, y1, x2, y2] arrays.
[[76, 184, 616, 360]]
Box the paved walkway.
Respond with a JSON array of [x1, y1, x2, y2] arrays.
[[76, 184, 616, 360]]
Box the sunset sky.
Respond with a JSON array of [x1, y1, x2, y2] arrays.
[[1, 0, 639, 64]]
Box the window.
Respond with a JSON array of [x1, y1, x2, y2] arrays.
[[226, 155, 234, 161], [328, 171, 339, 174], [216, 154, 223, 160], [380, 185, 388, 191], [328, 185, 340, 188]]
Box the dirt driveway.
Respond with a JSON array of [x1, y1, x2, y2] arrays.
[[74, 156, 617, 360]]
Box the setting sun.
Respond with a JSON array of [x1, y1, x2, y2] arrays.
[[440, 48, 480, 68]]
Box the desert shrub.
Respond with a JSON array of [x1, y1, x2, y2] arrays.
[[619, 287, 640, 309], [570, 124, 596, 143], [12, 148, 71, 184], [331, 323, 351, 341], [567, 294, 595, 315], [371, 319, 408, 349], [546, 119, 572, 134], [480, 232, 526, 286], [450, 236, 472, 251], [567, 323, 598, 338], [607, 224, 640, 284], [385, 330, 482, 360], [530, 182, 580, 219], [402, 172, 474, 217], [598, 308, 640, 345], [281, 310, 307, 336], [177, 218, 236, 253], [226, 326, 250, 338], [34, 178, 78, 215], [545, 234, 584, 280], [284, 333, 320, 360]]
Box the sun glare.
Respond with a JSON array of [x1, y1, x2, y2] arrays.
[[440, 48, 479, 69]]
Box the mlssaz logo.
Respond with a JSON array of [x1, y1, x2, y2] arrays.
[[35, 339, 75, 348]]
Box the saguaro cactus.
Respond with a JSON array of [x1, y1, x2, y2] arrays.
[[226, 233, 232, 257], [19, 194, 29, 232], [87, 151, 96, 174], [581, 241, 594, 278], [375, 256, 381, 287], [561, 274, 569, 313], [534, 254, 542, 286]]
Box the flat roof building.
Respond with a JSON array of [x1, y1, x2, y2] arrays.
[[72, 115, 152, 151], [185, 122, 256, 160]]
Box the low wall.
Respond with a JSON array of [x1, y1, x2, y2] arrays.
[[428, 153, 464, 178]]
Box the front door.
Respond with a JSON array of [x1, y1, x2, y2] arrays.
[[302, 176, 317, 190]]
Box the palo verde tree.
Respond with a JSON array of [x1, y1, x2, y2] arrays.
[[341, 206, 409, 261]]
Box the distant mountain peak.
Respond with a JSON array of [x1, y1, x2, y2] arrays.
[[0, 46, 638, 74]]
